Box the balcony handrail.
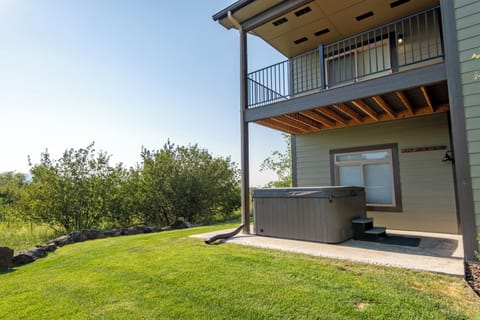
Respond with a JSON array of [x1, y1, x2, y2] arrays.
[[247, 5, 443, 109], [247, 76, 287, 99]]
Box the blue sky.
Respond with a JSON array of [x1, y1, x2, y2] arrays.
[[0, 0, 287, 186]]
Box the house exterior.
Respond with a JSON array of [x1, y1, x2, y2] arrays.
[[213, 0, 480, 260]]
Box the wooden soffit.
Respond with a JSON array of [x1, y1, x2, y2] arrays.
[[255, 81, 449, 134]]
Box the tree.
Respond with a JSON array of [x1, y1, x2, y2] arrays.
[[23, 143, 126, 232], [0, 171, 27, 221], [139, 142, 240, 225], [260, 134, 292, 187]]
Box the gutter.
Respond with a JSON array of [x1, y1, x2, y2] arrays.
[[212, 0, 255, 21]]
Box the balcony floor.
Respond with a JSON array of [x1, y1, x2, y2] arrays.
[[192, 228, 464, 276], [254, 79, 450, 134]]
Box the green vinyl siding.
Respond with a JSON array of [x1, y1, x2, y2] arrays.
[[455, 0, 480, 234], [296, 114, 458, 234]]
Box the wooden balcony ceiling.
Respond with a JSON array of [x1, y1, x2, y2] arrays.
[[255, 81, 449, 134], [218, 0, 439, 58]]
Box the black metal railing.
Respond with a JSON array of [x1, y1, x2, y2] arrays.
[[247, 6, 443, 108]]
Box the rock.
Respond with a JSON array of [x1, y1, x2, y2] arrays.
[[0, 247, 14, 270], [70, 231, 88, 242], [22, 248, 47, 259], [149, 226, 162, 233], [48, 234, 73, 247], [170, 220, 192, 229], [83, 229, 106, 240], [39, 243, 57, 252], [465, 261, 480, 297], [12, 253, 35, 267], [105, 228, 122, 237]]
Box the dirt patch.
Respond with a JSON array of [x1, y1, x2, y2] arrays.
[[354, 300, 372, 311], [465, 262, 480, 296]]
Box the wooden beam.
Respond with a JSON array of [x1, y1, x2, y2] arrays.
[[372, 96, 396, 119], [300, 110, 335, 128], [245, 64, 446, 122], [420, 86, 434, 112], [332, 103, 363, 123], [273, 115, 312, 132], [315, 107, 348, 125], [286, 113, 323, 131], [395, 91, 414, 115], [256, 119, 302, 134], [351, 100, 379, 121]]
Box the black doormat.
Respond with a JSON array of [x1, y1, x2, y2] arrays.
[[378, 235, 421, 247]]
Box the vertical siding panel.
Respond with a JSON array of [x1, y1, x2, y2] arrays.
[[296, 114, 458, 233], [455, 0, 480, 236]]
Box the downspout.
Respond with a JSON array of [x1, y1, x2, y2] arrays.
[[228, 11, 251, 234]]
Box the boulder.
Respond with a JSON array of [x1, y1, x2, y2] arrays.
[[38, 243, 57, 252], [170, 220, 192, 229], [105, 228, 122, 237], [0, 247, 14, 270], [70, 231, 88, 242], [12, 253, 35, 267], [47, 234, 73, 247], [83, 229, 106, 240], [22, 248, 47, 259]]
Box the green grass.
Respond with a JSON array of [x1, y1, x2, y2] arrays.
[[0, 221, 60, 252], [0, 223, 478, 319]]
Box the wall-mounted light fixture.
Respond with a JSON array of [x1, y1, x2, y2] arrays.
[[442, 150, 454, 163], [397, 34, 404, 45]]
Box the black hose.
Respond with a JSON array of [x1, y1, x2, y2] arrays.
[[205, 224, 244, 245]]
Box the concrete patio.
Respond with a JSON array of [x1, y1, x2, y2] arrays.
[[192, 227, 464, 276]]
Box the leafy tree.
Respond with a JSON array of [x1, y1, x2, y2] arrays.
[[0, 171, 27, 221], [23, 143, 126, 232], [140, 142, 240, 225], [260, 134, 292, 187], [17, 141, 240, 231]]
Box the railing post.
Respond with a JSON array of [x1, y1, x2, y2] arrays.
[[319, 44, 326, 90], [288, 58, 294, 97]]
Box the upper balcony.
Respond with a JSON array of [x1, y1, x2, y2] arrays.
[[248, 6, 443, 109]]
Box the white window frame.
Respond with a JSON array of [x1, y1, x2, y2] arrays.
[[330, 144, 402, 212]]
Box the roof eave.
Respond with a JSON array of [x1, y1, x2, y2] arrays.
[[212, 0, 256, 22]]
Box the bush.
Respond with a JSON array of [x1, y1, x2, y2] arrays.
[[139, 142, 240, 225], [14, 141, 240, 232]]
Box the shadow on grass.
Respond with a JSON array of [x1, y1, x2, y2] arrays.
[[0, 269, 16, 276]]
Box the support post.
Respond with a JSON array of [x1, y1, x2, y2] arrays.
[[240, 29, 250, 234], [440, 0, 478, 261], [319, 44, 326, 90]]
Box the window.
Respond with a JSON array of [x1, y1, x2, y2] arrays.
[[330, 144, 402, 211]]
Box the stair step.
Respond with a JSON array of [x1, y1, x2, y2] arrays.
[[352, 218, 373, 224], [364, 227, 387, 235]]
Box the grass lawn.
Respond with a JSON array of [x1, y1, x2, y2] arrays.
[[0, 221, 60, 252], [0, 223, 478, 320]]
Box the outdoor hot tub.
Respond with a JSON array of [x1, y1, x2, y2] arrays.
[[252, 186, 366, 243]]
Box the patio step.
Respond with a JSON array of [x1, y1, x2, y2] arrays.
[[352, 217, 387, 241], [352, 217, 374, 234], [364, 227, 387, 235]]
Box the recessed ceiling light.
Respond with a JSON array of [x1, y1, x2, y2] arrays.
[[356, 11, 374, 21], [314, 28, 330, 37], [272, 17, 288, 26], [294, 7, 312, 17], [390, 0, 410, 8], [294, 37, 308, 44]]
